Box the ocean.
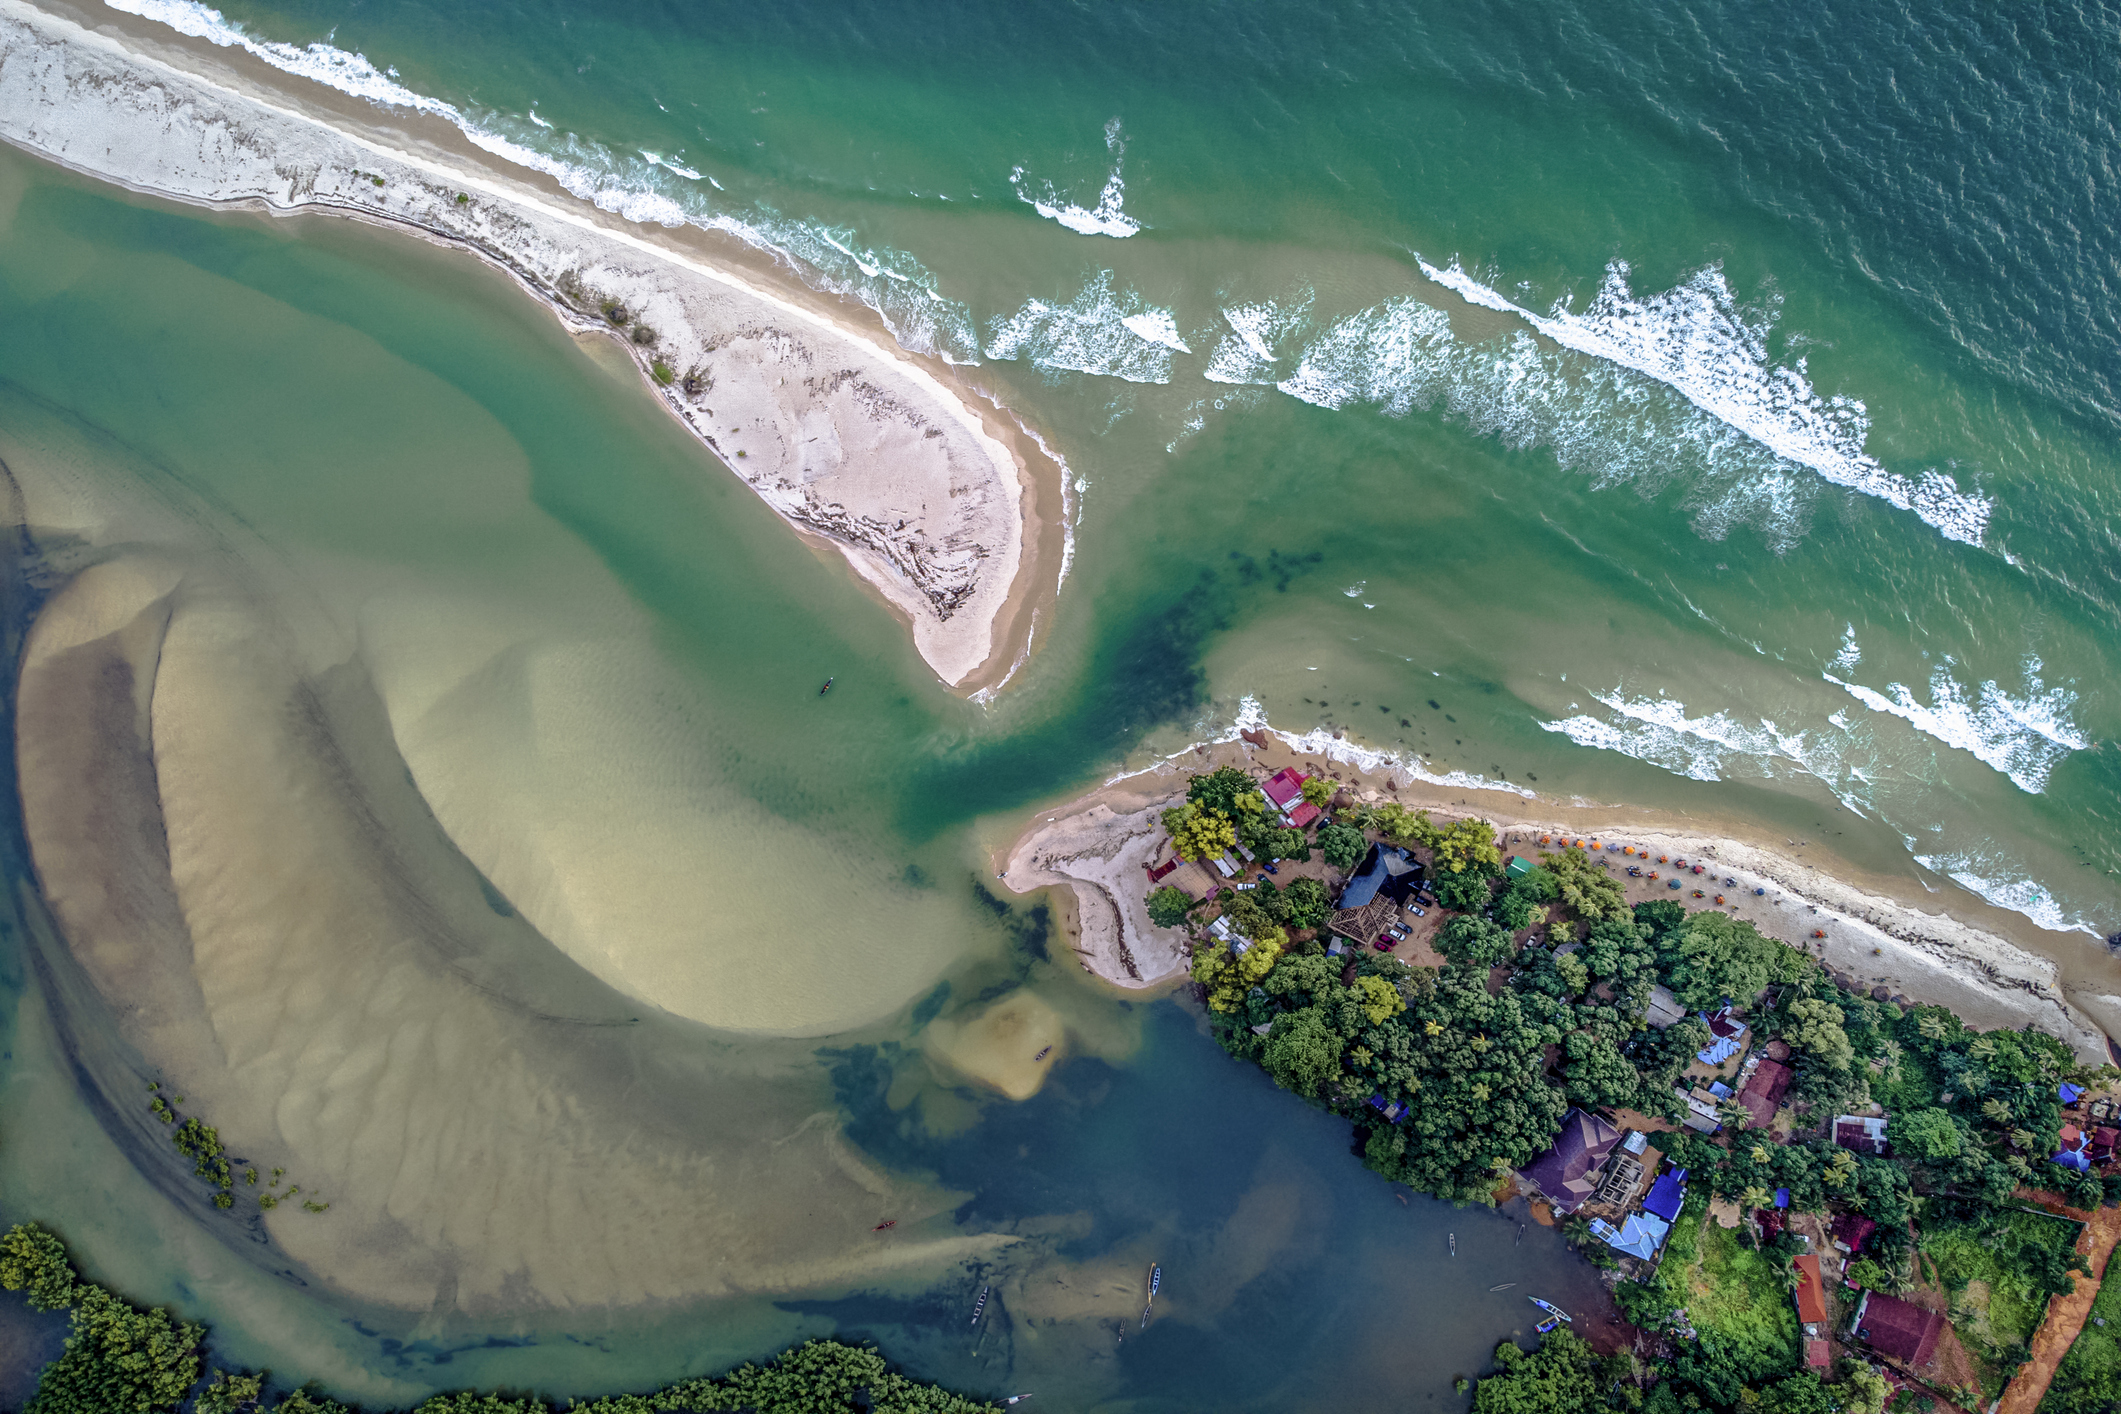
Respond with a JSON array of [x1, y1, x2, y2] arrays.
[[0, 0, 2117, 1406]]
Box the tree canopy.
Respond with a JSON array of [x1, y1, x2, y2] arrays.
[[1161, 802, 1236, 863], [1145, 886, 1194, 929], [1316, 822, 1367, 871], [1540, 848, 1629, 921]]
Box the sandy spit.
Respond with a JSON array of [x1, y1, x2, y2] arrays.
[[0, 0, 1060, 690], [1002, 731, 2115, 1063]]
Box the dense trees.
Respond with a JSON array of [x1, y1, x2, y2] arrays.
[[1280, 877, 1333, 931], [1264, 1009, 1344, 1096], [1490, 867, 1556, 931], [0, 1223, 202, 1414], [1191, 934, 1284, 1013], [1643, 907, 1794, 1011], [1540, 848, 1629, 922], [1471, 1331, 1631, 1414], [1436, 916, 1515, 968]]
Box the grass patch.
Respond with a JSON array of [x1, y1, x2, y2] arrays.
[[1658, 1197, 1800, 1352], [651, 360, 675, 386], [2043, 1259, 2121, 1413], [1921, 1203, 2083, 1400]]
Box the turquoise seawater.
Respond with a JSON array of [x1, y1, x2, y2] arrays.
[[135, 0, 2121, 936], [2, 0, 2120, 1406]]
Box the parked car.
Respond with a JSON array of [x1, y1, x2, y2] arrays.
[[1372, 937, 1394, 951], [1405, 904, 1427, 918]]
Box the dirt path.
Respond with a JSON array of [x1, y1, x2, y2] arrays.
[[1997, 1200, 2121, 1414]]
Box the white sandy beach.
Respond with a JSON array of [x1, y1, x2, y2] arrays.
[[0, 0, 1059, 690], [1003, 727, 2117, 1063]]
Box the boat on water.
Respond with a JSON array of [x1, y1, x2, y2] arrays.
[[873, 1219, 895, 1231], [1148, 1264, 1161, 1301], [1528, 1297, 1572, 1323], [1448, 1233, 1456, 1256], [1515, 1223, 1526, 1245], [1034, 1045, 1052, 1061], [819, 678, 833, 696], [1535, 1316, 1562, 1334], [1489, 1283, 1516, 1292], [970, 1286, 989, 1326]]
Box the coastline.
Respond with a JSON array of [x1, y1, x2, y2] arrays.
[[0, 0, 1061, 692], [1002, 724, 2116, 1063]]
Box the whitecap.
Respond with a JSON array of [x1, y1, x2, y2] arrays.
[[1010, 117, 1141, 238], [986, 273, 1186, 383], [1825, 657, 2088, 794], [1830, 624, 1862, 672], [1415, 257, 1993, 547], [1204, 295, 1313, 384]]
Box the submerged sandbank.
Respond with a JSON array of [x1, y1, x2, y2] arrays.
[[0, 0, 1061, 690], [1003, 725, 2115, 1062]]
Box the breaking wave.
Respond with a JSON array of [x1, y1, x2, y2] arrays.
[[1826, 656, 2089, 794], [1010, 118, 1142, 238], [986, 273, 1188, 383], [1538, 689, 1866, 811], [1416, 258, 1993, 547], [1915, 848, 2100, 936], [103, 0, 985, 363], [1273, 297, 1817, 550]]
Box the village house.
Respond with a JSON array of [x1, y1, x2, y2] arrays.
[[1518, 1108, 1622, 1213], [1850, 1290, 1946, 1370], [1833, 1114, 1889, 1155]]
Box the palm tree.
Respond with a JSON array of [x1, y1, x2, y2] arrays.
[[1740, 1184, 1773, 1212]]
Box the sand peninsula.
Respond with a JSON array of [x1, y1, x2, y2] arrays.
[[0, 0, 1060, 692], [1004, 706, 2120, 1064]]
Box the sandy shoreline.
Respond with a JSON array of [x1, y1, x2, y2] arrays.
[[1002, 724, 2117, 1063], [0, 0, 1062, 691]]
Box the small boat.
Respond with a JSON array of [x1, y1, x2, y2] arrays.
[[819, 678, 833, 696], [1529, 1297, 1572, 1323], [970, 1286, 990, 1326], [1395, 1192, 1408, 1206], [873, 1220, 896, 1231], [1515, 1223, 1526, 1245], [1034, 1045, 1052, 1061], [1140, 1263, 1161, 1328], [1535, 1316, 1562, 1335], [1489, 1283, 1516, 1292], [1004, 1398, 1034, 1407], [1448, 1233, 1457, 1256]]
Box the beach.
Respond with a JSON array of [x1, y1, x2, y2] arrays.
[[0, 0, 1059, 691], [1002, 719, 2117, 1063]]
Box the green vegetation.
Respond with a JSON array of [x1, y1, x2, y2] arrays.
[[1469, 1329, 1632, 1412], [650, 360, 675, 386], [1316, 820, 1366, 871], [0, 1223, 999, 1413], [1152, 767, 2119, 1412], [148, 1085, 326, 1215], [1917, 1200, 2087, 1397], [1161, 800, 1236, 863]]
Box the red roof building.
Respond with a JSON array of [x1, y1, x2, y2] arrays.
[[1829, 1213, 1877, 1256], [1288, 801, 1322, 829], [1834, 1115, 1889, 1155], [1793, 1253, 1828, 1325], [1736, 1059, 1793, 1129], [1261, 768, 1306, 810], [1853, 1291, 1946, 1367]]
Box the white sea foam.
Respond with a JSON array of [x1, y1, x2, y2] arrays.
[[1830, 624, 1862, 671], [1010, 117, 1141, 238], [102, 0, 986, 364], [1826, 657, 2088, 794], [1915, 849, 2100, 936], [986, 273, 1187, 383], [1415, 257, 1993, 547], [1203, 296, 1312, 384]]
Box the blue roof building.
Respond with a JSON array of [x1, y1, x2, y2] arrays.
[[1641, 1168, 1687, 1223]]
